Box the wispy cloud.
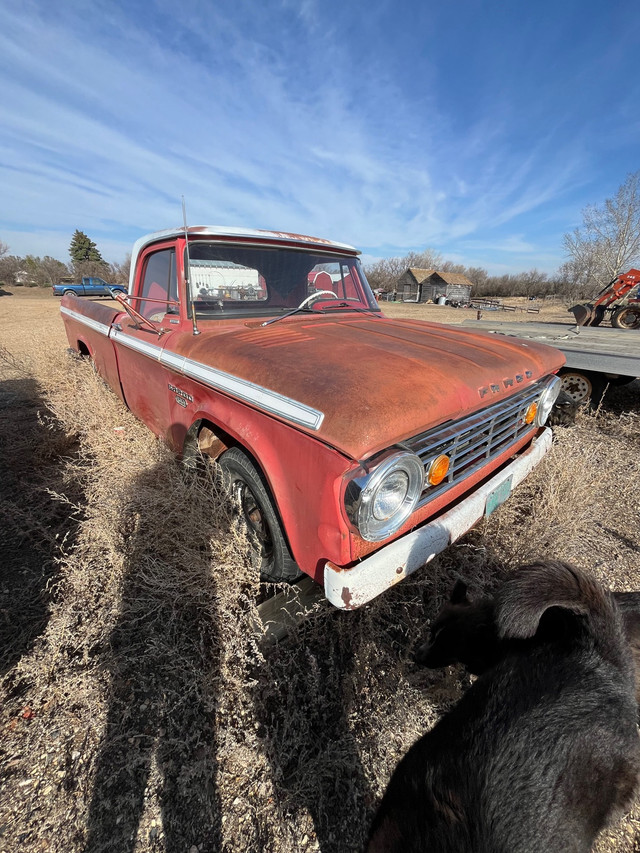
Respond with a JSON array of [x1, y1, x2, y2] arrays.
[[1, 0, 639, 273]]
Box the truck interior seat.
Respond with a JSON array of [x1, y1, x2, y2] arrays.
[[142, 281, 168, 320]]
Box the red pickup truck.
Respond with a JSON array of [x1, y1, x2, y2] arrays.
[[60, 226, 564, 608]]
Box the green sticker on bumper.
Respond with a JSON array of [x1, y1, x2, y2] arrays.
[[485, 475, 513, 517]]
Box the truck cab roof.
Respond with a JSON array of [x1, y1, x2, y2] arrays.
[[129, 226, 360, 293]]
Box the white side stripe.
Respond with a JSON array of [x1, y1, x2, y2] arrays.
[[110, 329, 162, 360], [180, 360, 324, 429], [63, 309, 325, 430], [61, 306, 111, 337]]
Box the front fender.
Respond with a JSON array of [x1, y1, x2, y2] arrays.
[[181, 399, 355, 578]]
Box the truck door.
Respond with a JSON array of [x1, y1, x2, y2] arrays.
[[110, 247, 179, 439]]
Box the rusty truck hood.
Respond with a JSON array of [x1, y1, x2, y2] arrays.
[[172, 314, 564, 460]]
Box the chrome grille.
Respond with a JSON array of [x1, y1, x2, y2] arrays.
[[403, 381, 543, 508]]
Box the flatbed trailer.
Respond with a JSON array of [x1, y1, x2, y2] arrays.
[[462, 320, 640, 404]]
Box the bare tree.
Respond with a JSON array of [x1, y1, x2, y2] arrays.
[[0, 255, 22, 286], [109, 253, 131, 285], [465, 267, 489, 290], [365, 248, 442, 292], [16, 256, 70, 287], [74, 259, 112, 280], [39, 256, 71, 286], [562, 171, 640, 292], [0, 239, 9, 259]]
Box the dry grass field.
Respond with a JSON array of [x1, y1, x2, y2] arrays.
[[1, 287, 640, 853]]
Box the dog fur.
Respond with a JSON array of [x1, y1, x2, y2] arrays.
[[367, 561, 639, 853], [416, 581, 640, 704]]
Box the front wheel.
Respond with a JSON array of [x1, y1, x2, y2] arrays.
[[217, 448, 302, 584], [611, 305, 640, 330]]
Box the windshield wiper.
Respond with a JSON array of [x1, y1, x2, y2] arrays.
[[317, 302, 383, 318], [261, 289, 339, 327], [262, 292, 383, 328], [260, 305, 317, 327]]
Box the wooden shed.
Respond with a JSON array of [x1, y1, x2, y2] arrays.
[[398, 268, 473, 304]]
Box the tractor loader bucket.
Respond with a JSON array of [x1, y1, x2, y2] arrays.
[[569, 303, 594, 326]]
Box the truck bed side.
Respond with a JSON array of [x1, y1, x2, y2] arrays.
[[60, 294, 125, 402]]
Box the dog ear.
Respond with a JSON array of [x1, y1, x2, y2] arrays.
[[450, 580, 469, 605], [496, 561, 593, 639]]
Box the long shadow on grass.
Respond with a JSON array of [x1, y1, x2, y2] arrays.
[[0, 375, 80, 680], [85, 460, 223, 853], [600, 378, 640, 415], [258, 612, 372, 852]]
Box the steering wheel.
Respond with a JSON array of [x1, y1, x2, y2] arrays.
[[294, 290, 338, 311]]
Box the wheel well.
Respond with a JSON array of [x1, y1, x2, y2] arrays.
[[187, 420, 275, 481], [183, 419, 282, 517], [77, 340, 90, 356], [184, 418, 233, 463]]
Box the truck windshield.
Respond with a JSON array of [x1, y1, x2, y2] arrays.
[[186, 243, 380, 319]]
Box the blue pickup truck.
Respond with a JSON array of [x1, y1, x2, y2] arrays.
[[52, 276, 127, 298]]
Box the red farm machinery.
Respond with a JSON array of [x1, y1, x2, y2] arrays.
[[570, 269, 640, 329]]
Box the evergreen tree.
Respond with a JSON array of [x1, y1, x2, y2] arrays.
[[69, 230, 104, 264]]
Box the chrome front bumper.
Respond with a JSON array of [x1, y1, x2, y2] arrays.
[[324, 427, 552, 609]]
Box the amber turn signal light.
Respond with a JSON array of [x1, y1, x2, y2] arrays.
[[426, 454, 450, 486], [523, 402, 538, 425]]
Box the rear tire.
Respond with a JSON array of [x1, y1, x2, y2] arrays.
[[611, 305, 640, 330], [558, 368, 606, 408], [217, 447, 302, 584]]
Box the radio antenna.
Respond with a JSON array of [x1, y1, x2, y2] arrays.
[[182, 196, 200, 336]]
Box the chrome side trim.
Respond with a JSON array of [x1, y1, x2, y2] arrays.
[[110, 328, 161, 359], [67, 310, 325, 431], [325, 428, 552, 609], [180, 360, 324, 429], [60, 305, 111, 337]]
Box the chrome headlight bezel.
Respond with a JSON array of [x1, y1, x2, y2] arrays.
[[534, 374, 562, 426], [344, 451, 424, 542]]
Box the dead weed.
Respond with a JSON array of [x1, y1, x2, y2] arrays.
[[1, 296, 640, 852]]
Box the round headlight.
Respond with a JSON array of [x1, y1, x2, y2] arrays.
[[349, 452, 424, 542], [534, 375, 562, 426], [372, 470, 410, 520]]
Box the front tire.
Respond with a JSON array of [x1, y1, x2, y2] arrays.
[[217, 448, 302, 584]]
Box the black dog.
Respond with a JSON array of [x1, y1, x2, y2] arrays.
[[367, 561, 639, 853], [417, 579, 640, 704]]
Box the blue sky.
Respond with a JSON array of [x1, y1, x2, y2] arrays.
[[1, 0, 639, 274]]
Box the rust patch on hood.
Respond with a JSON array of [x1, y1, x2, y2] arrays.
[[173, 314, 565, 459]]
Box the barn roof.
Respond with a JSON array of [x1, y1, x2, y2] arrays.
[[402, 268, 473, 288], [434, 272, 473, 287], [405, 267, 435, 283]]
